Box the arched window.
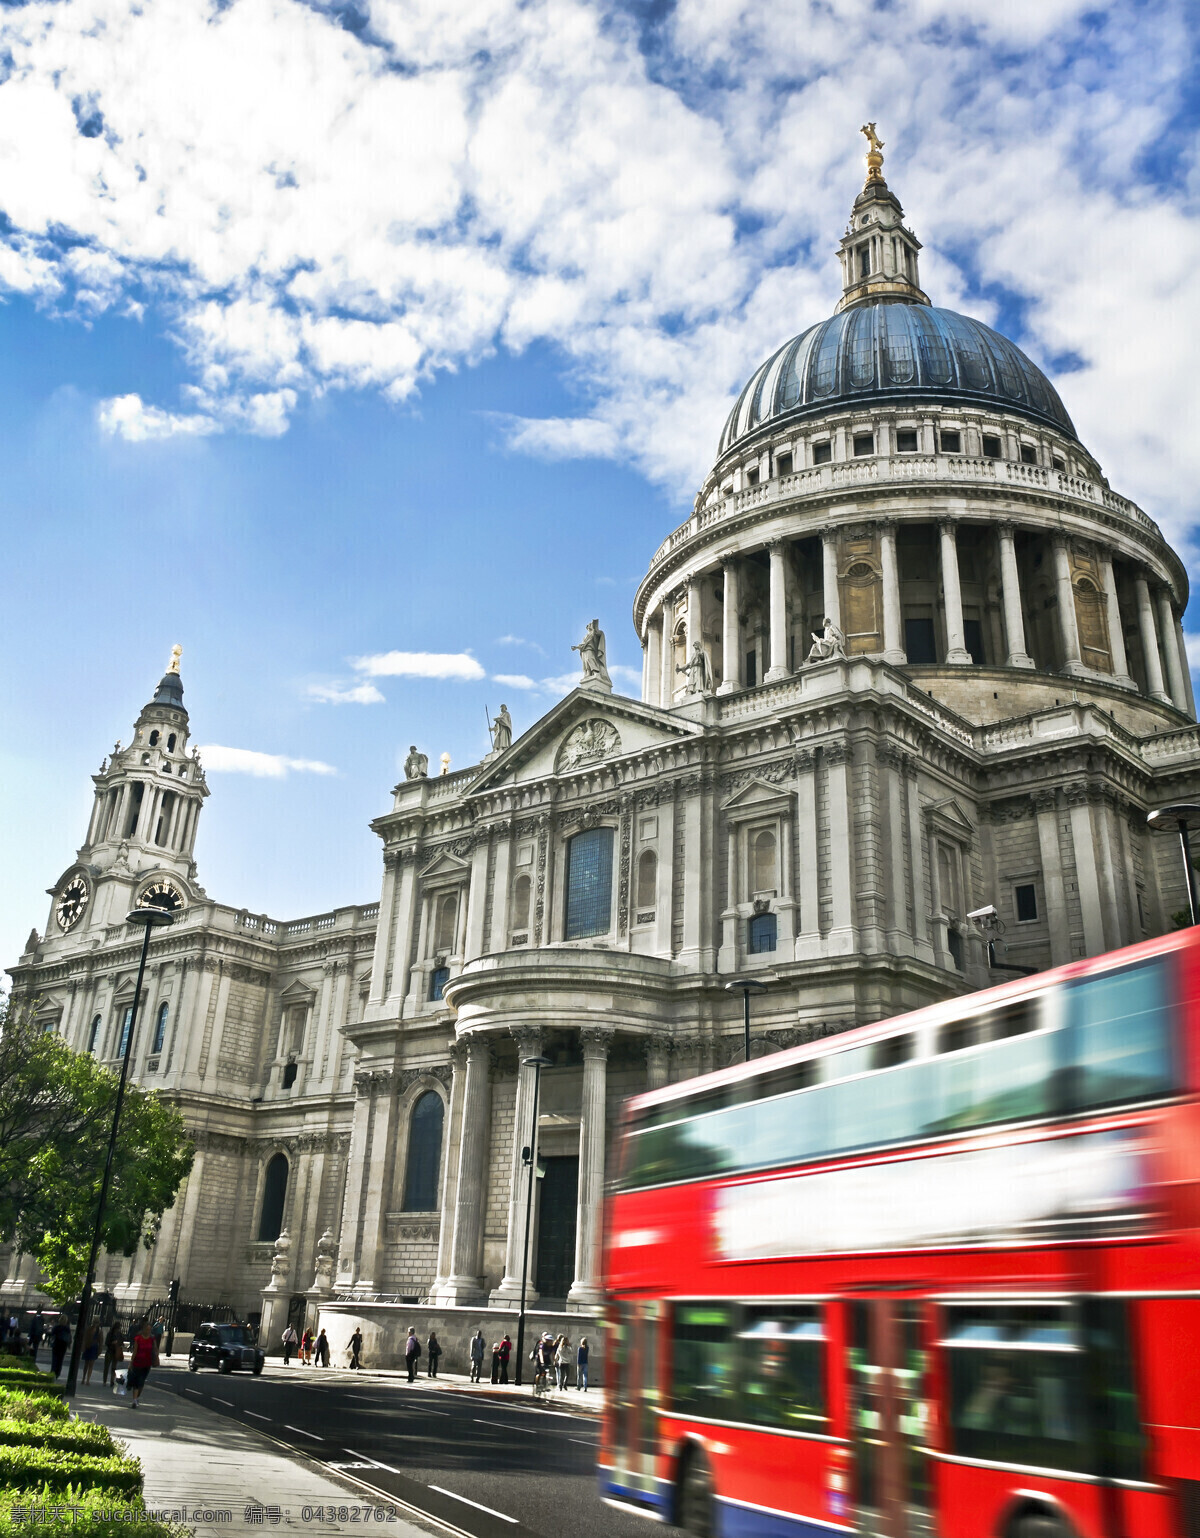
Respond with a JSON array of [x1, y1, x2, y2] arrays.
[[435, 894, 458, 953], [402, 1092, 444, 1211], [155, 791, 175, 846], [116, 1005, 134, 1061], [87, 1015, 101, 1054], [167, 733, 177, 752], [511, 874, 531, 933], [258, 1153, 288, 1242], [752, 829, 776, 894], [635, 850, 657, 912], [748, 912, 777, 954], [565, 827, 615, 939], [151, 1002, 169, 1055]]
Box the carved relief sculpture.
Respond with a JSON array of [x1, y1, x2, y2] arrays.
[[556, 719, 621, 772]]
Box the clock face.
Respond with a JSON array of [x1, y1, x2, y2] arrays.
[[138, 880, 184, 914], [55, 875, 90, 932]]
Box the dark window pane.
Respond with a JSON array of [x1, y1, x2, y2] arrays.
[[775, 453, 792, 477], [152, 1002, 169, 1055], [905, 617, 937, 663], [430, 966, 450, 1001], [117, 1006, 134, 1060], [565, 828, 615, 939], [1082, 1300, 1146, 1480], [947, 929, 964, 970], [87, 1015, 101, 1054], [1067, 958, 1175, 1109], [402, 1091, 444, 1211], [940, 430, 961, 453], [673, 1303, 737, 1420], [748, 913, 777, 953], [1020, 444, 1038, 464], [1015, 884, 1038, 922], [258, 1154, 288, 1242], [982, 434, 1003, 458], [739, 1306, 827, 1432], [282, 1061, 298, 1089], [813, 441, 832, 464], [744, 650, 757, 687], [963, 619, 986, 666], [853, 433, 874, 456], [896, 429, 918, 452]]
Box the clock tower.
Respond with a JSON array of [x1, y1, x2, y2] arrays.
[[49, 647, 209, 939]]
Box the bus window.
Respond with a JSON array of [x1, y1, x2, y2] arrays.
[[944, 1306, 1089, 1474], [673, 1303, 738, 1422], [987, 998, 1037, 1040], [871, 1034, 914, 1070], [738, 1306, 827, 1433], [1068, 957, 1176, 1110], [1081, 1299, 1146, 1481]]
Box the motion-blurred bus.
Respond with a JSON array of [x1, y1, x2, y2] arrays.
[[600, 929, 1200, 1538]]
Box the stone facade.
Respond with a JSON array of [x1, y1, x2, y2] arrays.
[[7, 159, 1200, 1356]]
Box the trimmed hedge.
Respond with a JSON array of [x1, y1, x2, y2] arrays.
[[0, 1360, 41, 1377], [0, 1392, 67, 1425], [0, 1422, 114, 1456], [0, 1445, 141, 1498], [0, 1484, 188, 1538], [0, 1375, 62, 1398]]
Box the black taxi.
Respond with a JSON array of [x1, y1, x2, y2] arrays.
[[188, 1322, 265, 1375]]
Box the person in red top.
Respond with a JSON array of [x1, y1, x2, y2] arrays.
[[497, 1334, 511, 1385], [127, 1320, 156, 1408]]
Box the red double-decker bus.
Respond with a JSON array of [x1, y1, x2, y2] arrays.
[[600, 929, 1200, 1538]]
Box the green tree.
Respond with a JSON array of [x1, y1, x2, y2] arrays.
[[0, 997, 194, 1300]]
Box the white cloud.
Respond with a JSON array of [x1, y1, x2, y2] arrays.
[[307, 681, 385, 705], [540, 671, 583, 696], [352, 650, 486, 681], [492, 673, 537, 690], [97, 393, 218, 443], [489, 414, 620, 461], [197, 745, 337, 778], [609, 663, 643, 689], [496, 635, 547, 656]]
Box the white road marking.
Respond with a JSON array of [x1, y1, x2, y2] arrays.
[[214, 1398, 235, 1407], [246, 1411, 271, 1421], [428, 1487, 518, 1525], [284, 1424, 324, 1441], [343, 1448, 404, 1475], [472, 1419, 535, 1435]]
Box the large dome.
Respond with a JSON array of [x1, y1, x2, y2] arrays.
[[719, 300, 1076, 457]]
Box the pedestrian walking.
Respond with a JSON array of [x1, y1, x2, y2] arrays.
[[102, 1323, 125, 1386], [577, 1337, 589, 1391], [301, 1328, 314, 1366], [555, 1334, 572, 1391], [315, 1329, 330, 1367], [81, 1323, 101, 1386], [426, 1332, 441, 1377], [28, 1309, 45, 1363], [531, 1333, 555, 1396], [490, 1342, 500, 1383], [497, 1334, 511, 1384], [128, 1320, 156, 1408], [404, 1327, 421, 1382], [349, 1328, 363, 1370], [282, 1324, 298, 1364], [50, 1318, 71, 1379], [469, 1330, 485, 1383]]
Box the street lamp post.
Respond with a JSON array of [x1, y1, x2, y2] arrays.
[[64, 904, 174, 1397], [514, 1054, 552, 1388], [1147, 804, 1200, 927], [724, 978, 768, 1061]]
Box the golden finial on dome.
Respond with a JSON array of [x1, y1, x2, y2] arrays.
[[167, 643, 182, 675], [861, 122, 885, 183]]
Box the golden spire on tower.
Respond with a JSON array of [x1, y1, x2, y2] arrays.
[[861, 122, 885, 183], [167, 643, 182, 675]]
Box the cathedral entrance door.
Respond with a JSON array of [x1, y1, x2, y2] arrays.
[[287, 1296, 307, 1337], [534, 1155, 579, 1303]]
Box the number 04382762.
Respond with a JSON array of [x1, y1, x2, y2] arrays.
[[299, 1507, 397, 1523]]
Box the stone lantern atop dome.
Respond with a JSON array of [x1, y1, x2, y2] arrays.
[[836, 125, 930, 312]]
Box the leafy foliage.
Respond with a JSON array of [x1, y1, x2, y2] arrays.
[[0, 1000, 193, 1301]]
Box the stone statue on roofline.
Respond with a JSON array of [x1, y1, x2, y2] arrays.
[[805, 618, 846, 664], [677, 640, 715, 696], [404, 745, 429, 780], [573, 619, 613, 693], [490, 704, 513, 754]]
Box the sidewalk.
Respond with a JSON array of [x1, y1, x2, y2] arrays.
[[74, 1374, 438, 1537], [245, 1359, 604, 1416]]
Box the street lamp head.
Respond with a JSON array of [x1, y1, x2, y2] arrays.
[[521, 1054, 553, 1068], [1147, 804, 1200, 831], [125, 906, 175, 929], [724, 978, 768, 995]]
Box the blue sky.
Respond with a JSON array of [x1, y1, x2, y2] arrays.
[[1, 0, 1198, 967]]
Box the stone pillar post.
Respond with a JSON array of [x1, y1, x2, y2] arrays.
[[1135, 574, 1170, 703], [824, 743, 856, 953], [938, 520, 971, 664], [821, 530, 842, 632], [879, 520, 905, 663], [645, 617, 662, 707], [644, 1034, 671, 1091], [1175, 614, 1197, 718], [997, 523, 1034, 668], [794, 749, 820, 959], [491, 1026, 544, 1304], [430, 1041, 466, 1296], [1067, 787, 1108, 956], [1098, 554, 1134, 687], [1051, 536, 1085, 675], [718, 560, 741, 694], [686, 577, 703, 663], [439, 1036, 493, 1303], [568, 1027, 614, 1308], [1033, 790, 1071, 966], [1157, 589, 1189, 712], [258, 1229, 292, 1350], [659, 599, 674, 706], [463, 838, 490, 961], [765, 541, 790, 682]]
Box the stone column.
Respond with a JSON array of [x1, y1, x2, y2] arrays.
[[1135, 574, 1171, 703], [1157, 589, 1189, 712], [718, 560, 741, 694], [1033, 790, 1071, 966], [938, 520, 971, 664], [568, 1027, 614, 1308], [1098, 554, 1134, 688], [794, 749, 820, 959], [491, 1026, 544, 1304], [1175, 615, 1197, 718], [645, 1034, 671, 1091], [821, 529, 842, 632], [765, 541, 790, 682], [659, 599, 674, 706], [463, 838, 490, 961], [997, 523, 1034, 668], [879, 520, 905, 663], [439, 1036, 492, 1303], [686, 577, 703, 662], [645, 616, 662, 707], [1052, 536, 1085, 675], [824, 743, 856, 953], [1067, 788, 1108, 956]]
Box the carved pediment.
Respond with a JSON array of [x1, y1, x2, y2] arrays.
[[925, 797, 976, 838], [722, 777, 793, 818], [556, 719, 621, 773], [279, 978, 316, 1003], [419, 851, 471, 882]]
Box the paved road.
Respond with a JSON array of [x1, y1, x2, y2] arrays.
[[154, 1363, 677, 1538]]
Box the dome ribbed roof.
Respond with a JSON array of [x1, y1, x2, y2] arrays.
[[719, 300, 1076, 456]]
